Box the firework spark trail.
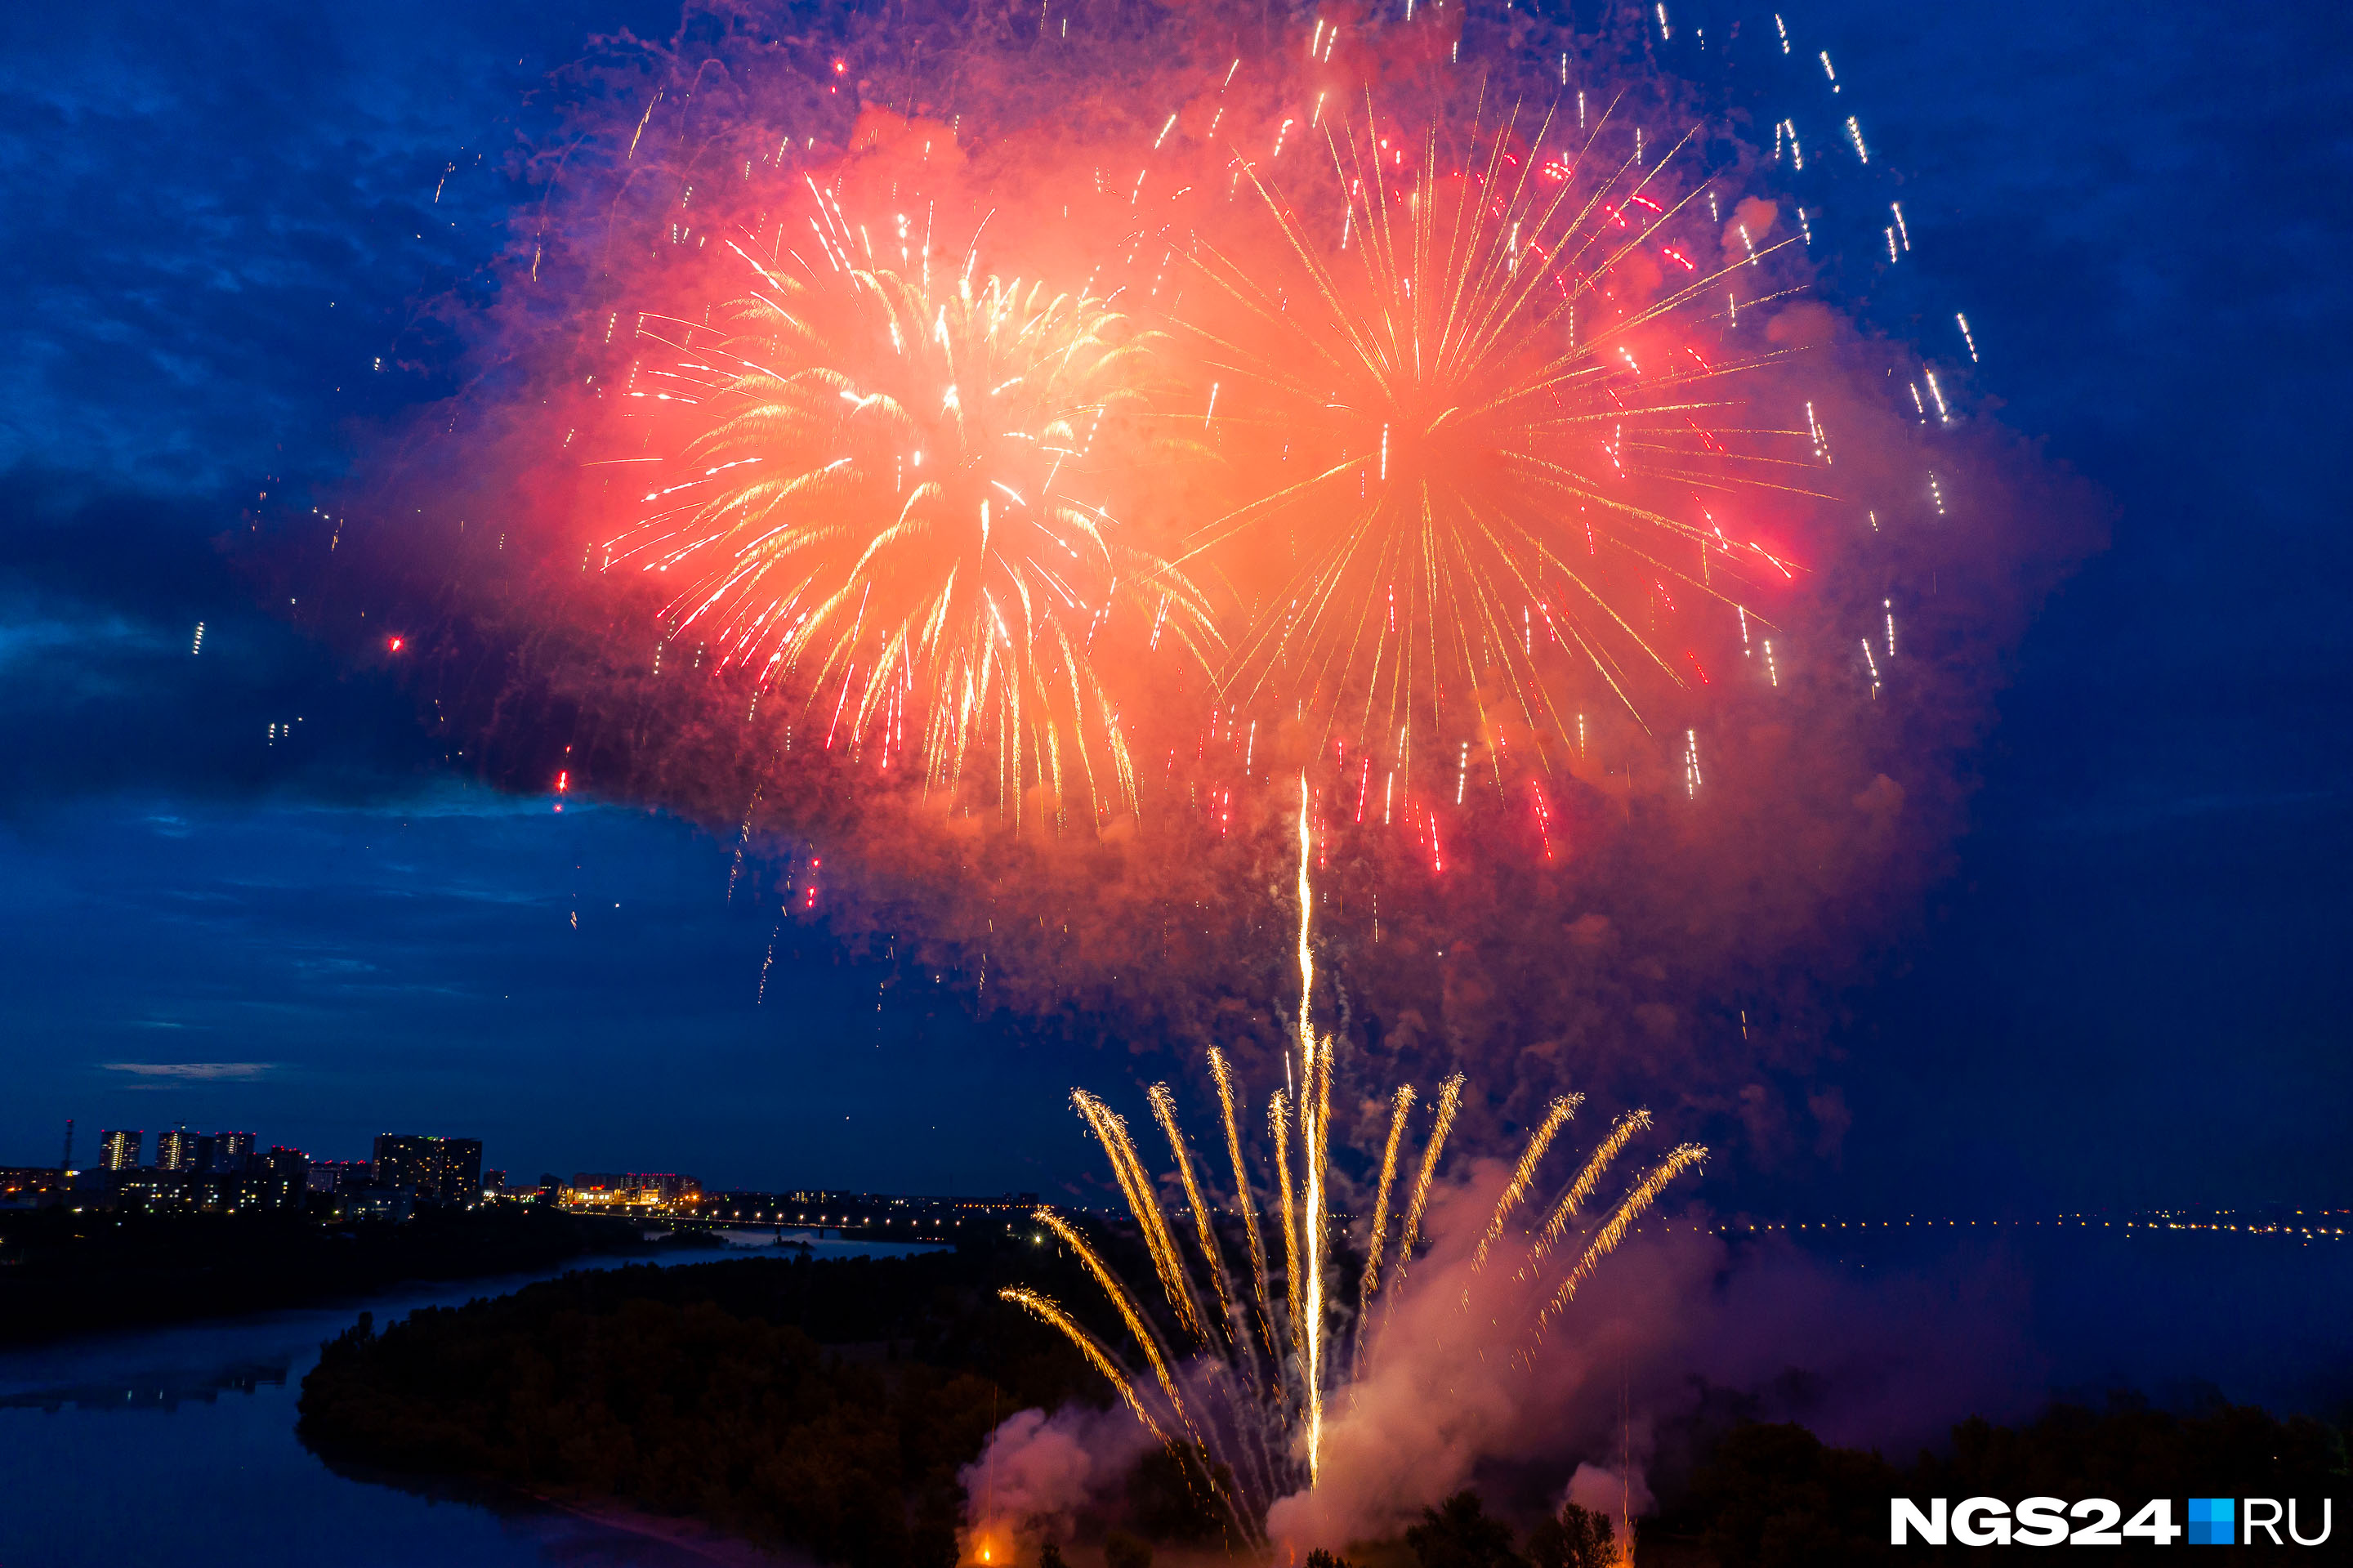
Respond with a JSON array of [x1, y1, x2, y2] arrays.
[[1026, 1052, 1702, 1528], [1103, 1107, 1205, 1335], [1531, 1108, 1654, 1262], [1150, 1080, 1244, 1347], [998, 1287, 1176, 1445], [1030, 1207, 1196, 1423], [1541, 1142, 1709, 1324], [1472, 1092, 1583, 1270], [1295, 778, 1318, 1072], [1268, 1088, 1304, 1375], [1291, 775, 1332, 1481], [1305, 998, 1336, 1477], [1354, 1082, 1418, 1374], [1388, 1071, 1466, 1297], [1016, 832, 1702, 1536], [1210, 1045, 1279, 1362], [1147, 1084, 1290, 1512], [1074, 1092, 1208, 1340]]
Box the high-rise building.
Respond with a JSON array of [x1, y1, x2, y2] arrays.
[[253, 1146, 310, 1209], [442, 1138, 484, 1205], [156, 1128, 197, 1173], [212, 1132, 257, 1172], [306, 1159, 370, 1194], [372, 1134, 425, 1192], [99, 1130, 142, 1171], [372, 1134, 484, 1208]]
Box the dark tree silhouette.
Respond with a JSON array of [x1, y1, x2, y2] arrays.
[[1406, 1490, 1528, 1568], [299, 1247, 1102, 1568], [1102, 1528, 1152, 1568], [1525, 1503, 1615, 1568]]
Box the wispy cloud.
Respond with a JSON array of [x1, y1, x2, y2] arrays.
[[100, 1061, 272, 1079]]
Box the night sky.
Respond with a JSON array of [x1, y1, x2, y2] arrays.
[[2, 0, 2347, 1255]]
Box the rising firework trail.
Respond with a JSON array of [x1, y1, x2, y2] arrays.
[[998, 781, 1705, 1539]]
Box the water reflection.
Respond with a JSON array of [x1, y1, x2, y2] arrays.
[[0, 1358, 288, 1413]]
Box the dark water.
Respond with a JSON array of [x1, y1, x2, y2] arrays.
[[1762, 1222, 2353, 1423], [0, 1235, 939, 1567]]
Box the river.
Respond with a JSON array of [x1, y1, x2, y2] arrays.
[[0, 1234, 941, 1567], [5, 1223, 2345, 1564]]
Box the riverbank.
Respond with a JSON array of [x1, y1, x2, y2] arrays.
[[0, 1204, 720, 1346], [295, 1243, 1113, 1568], [0, 1236, 945, 1568]]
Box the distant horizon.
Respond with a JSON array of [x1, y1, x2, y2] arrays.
[[14, 1129, 2348, 1224]]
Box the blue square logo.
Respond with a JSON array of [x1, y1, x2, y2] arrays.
[[2187, 1498, 2235, 1546]]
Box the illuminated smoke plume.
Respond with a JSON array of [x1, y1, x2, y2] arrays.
[[307, 0, 2096, 1141], [958, 837, 2034, 1550], [959, 1404, 1157, 1563], [973, 806, 1703, 1547]]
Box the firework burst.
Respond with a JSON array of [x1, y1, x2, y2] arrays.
[[1182, 98, 1819, 802], [604, 185, 1217, 828]]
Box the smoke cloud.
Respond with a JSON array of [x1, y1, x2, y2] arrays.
[[1270, 1208, 2038, 1547], [962, 1403, 1159, 1551], [275, 0, 2098, 1174], [956, 1160, 2038, 1551]]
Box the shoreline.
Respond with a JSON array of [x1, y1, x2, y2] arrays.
[[520, 1485, 816, 1568], [0, 1211, 724, 1349]]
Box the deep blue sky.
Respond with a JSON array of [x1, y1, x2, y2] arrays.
[[1, 0, 2347, 1225]]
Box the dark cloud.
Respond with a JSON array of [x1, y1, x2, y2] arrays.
[[0, 787, 1089, 1186], [0, 469, 443, 810]]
